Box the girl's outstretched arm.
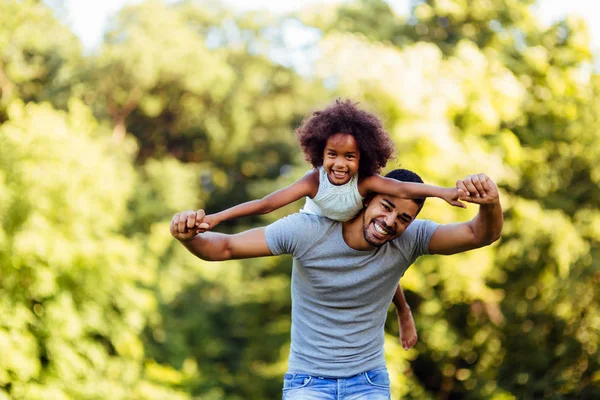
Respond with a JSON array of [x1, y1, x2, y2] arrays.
[[170, 209, 273, 260], [358, 174, 467, 208], [202, 170, 320, 231]]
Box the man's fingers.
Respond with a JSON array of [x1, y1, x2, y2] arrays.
[[484, 177, 498, 195], [463, 175, 482, 198], [458, 187, 479, 204], [178, 210, 193, 233], [475, 173, 490, 197], [186, 213, 196, 229], [456, 180, 470, 197], [173, 213, 183, 233], [177, 212, 186, 233], [480, 176, 491, 193], [171, 212, 188, 238], [170, 210, 209, 238], [457, 174, 497, 204], [470, 174, 486, 197], [457, 187, 475, 201]]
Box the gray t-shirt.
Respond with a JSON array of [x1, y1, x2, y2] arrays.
[[265, 213, 439, 377]]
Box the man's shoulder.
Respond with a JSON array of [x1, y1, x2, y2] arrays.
[[389, 219, 435, 247], [265, 213, 338, 256], [405, 218, 430, 231], [390, 218, 440, 256], [271, 212, 336, 231]]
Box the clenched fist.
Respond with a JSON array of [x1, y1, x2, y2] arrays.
[[169, 209, 210, 241]]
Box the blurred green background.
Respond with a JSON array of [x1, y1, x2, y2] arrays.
[[1, 0, 599, 398]]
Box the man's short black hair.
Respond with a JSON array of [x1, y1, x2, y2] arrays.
[[385, 169, 426, 209]]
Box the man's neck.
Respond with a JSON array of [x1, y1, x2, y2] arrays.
[[342, 214, 376, 251]]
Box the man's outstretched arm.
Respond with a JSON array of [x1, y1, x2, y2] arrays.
[[170, 209, 273, 261], [428, 174, 503, 255]]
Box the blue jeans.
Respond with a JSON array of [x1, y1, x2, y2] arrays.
[[282, 368, 391, 399]]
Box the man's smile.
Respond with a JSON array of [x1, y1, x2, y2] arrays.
[[373, 220, 392, 236]]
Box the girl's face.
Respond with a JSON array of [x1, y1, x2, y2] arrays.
[[322, 133, 360, 185]]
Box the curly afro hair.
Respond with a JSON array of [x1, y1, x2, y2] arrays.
[[295, 99, 395, 177]]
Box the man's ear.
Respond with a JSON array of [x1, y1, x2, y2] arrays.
[[363, 194, 374, 207]]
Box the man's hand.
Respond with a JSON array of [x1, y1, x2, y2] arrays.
[[456, 174, 499, 205], [169, 209, 210, 241], [429, 173, 502, 255]]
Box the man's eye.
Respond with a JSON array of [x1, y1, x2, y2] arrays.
[[383, 205, 391, 211]]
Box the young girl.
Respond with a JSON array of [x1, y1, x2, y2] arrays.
[[199, 99, 464, 350]]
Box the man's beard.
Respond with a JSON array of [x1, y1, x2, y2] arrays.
[[362, 214, 387, 248]]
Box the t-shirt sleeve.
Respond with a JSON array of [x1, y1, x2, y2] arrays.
[[265, 213, 322, 257], [401, 219, 440, 262]]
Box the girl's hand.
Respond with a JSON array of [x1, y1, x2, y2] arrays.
[[196, 213, 220, 233], [442, 187, 466, 208]]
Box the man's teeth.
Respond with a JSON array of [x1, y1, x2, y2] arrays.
[[374, 223, 389, 235]]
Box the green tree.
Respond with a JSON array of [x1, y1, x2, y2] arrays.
[[0, 99, 192, 399], [0, 0, 82, 121]]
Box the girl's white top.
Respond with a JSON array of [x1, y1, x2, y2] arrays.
[[301, 166, 364, 222]]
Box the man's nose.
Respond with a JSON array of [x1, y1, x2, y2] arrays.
[[383, 213, 396, 229]]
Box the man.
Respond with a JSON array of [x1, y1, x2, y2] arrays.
[[170, 169, 503, 399]]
